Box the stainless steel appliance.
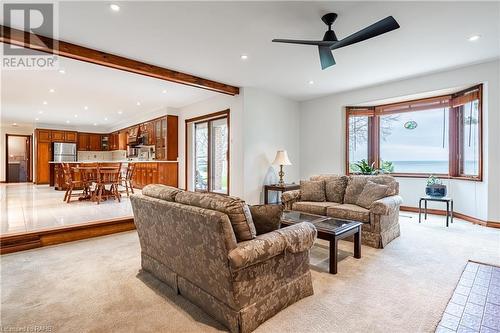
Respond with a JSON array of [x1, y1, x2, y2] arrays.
[[52, 142, 77, 162]]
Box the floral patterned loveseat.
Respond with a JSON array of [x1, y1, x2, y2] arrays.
[[131, 184, 317, 333]]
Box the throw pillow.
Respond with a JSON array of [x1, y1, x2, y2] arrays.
[[300, 180, 326, 202], [343, 176, 369, 204], [356, 181, 390, 209], [325, 175, 348, 203]]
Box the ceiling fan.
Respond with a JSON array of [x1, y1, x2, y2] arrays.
[[272, 13, 400, 70]]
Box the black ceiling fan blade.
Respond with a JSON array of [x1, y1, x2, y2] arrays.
[[272, 39, 335, 47], [318, 46, 336, 70], [330, 16, 400, 51]]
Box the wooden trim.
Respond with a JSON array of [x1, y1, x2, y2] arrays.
[[185, 110, 230, 123], [399, 205, 499, 227], [5, 134, 33, 183], [1, 217, 135, 254], [0, 25, 239, 96], [374, 94, 452, 115]]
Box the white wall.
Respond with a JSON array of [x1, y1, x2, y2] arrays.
[[0, 122, 34, 182], [299, 60, 500, 222], [177, 93, 245, 198], [243, 88, 300, 204]]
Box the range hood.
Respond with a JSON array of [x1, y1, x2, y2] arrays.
[[127, 127, 143, 147]]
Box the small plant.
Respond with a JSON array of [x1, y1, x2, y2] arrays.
[[426, 175, 442, 186], [352, 159, 377, 175], [379, 160, 394, 174]]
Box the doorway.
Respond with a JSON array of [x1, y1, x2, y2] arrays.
[[186, 110, 229, 194], [5, 134, 32, 183]]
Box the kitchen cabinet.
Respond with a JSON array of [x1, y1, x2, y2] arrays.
[[37, 129, 51, 142], [78, 133, 90, 151], [89, 134, 101, 151], [118, 132, 127, 150], [36, 141, 51, 184], [101, 135, 109, 151], [131, 162, 178, 189], [65, 131, 77, 142], [109, 133, 119, 150], [166, 115, 178, 161], [51, 131, 64, 142]]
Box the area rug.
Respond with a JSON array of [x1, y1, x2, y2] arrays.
[[435, 261, 500, 332]]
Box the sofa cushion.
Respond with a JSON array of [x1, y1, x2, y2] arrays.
[[369, 175, 399, 196], [292, 201, 339, 216], [326, 204, 370, 223], [356, 181, 390, 209], [142, 184, 183, 201], [175, 191, 256, 242], [300, 180, 325, 202], [343, 176, 369, 204], [325, 176, 348, 203]]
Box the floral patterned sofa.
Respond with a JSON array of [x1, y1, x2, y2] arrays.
[[282, 174, 403, 249], [131, 185, 317, 333]]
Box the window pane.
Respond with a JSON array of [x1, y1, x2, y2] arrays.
[[348, 116, 369, 172], [194, 122, 208, 191], [380, 108, 449, 174], [210, 118, 228, 194], [459, 100, 480, 176]]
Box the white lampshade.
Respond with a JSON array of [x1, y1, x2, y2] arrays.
[[272, 150, 292, 166]]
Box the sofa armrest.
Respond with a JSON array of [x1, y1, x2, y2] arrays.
[[277, 222, 317, 253], [370, 195, 403, 216], [281, 189, 301, 210], [228, 222, 316, 270], [250, 204, 283, 235]]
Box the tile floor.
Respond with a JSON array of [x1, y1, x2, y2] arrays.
[[436, 261, 500, 333], [0, 183, 138, 235]]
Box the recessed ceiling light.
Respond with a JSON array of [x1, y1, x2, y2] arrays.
[[38, 110, 43, 114], [35, 118, 39, 121], [93, 123, 98, 126], [240, 54, 248, 60], [117, 110, 123, 114], [12, 123, 17, 126], [162, 90, 167, 94], [308, 80, 314, 85], [104, 117, 108, 121], [110, 4, 120, 12], [136, 102, 141, 106], [58, 69, 65, 74], [43, 101, 48, 105], [49, 88, 55, 93], [468, 35, 481, 42], [74, 114, 78, 118], [66, 120, 70, 124], [84, 106, 88, 110]]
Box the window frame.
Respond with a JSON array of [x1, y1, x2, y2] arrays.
[[345, 84, 483, 181]]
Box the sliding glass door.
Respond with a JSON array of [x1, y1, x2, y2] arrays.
[[192, 115, 229, 194]]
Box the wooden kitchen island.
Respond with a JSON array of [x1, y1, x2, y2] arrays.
[[49, 161, 178, 190]]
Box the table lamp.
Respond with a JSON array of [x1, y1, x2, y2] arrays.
[[272, 150, 292, 187]]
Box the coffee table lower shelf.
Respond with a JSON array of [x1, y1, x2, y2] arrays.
[[281, 211, 363, 274]]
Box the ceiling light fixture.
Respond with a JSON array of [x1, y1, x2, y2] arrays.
[[93, 123, 98, 126], [136, 102, 141, 106], [38, 110, 43, 114], [117, 110, 123, 114], [35, 118, 39, 121], [66, 120, 70, 124], [240, 54, 248, 60], [468, 35, 481, 42], [104, 117, 108, 121], [49, 88, 55, 93], [13, 123, 18, 126], [59, 69, 65, 74], [43, 101, 48, 105], [162, 90, 167, 94], [110, 4, 120, 11], [308, 80, 314, 85], [74, 114, 78, 118], [84, 106, 88, 110]]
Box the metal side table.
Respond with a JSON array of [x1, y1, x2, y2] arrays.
[[419, 196, 454, 227]]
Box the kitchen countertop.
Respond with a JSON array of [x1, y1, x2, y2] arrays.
[[49, 160, 178, 163]]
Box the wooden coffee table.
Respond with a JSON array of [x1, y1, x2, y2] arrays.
[[281, 210, 362, 274]]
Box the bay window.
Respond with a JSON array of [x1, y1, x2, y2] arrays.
[[346, 84, 482, 180]]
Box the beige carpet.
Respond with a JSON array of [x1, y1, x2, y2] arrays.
[[1, 213, 499, 333]]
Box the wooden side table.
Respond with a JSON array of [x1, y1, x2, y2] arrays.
[[419, 196, 454, 227], [264, 184, 300, 204]]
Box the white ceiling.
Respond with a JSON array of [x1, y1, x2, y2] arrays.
[[1, 1, 499, 125], [1, 49, 217, 131]]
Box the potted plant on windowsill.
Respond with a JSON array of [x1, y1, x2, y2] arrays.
[[425, 175, 447, 197]]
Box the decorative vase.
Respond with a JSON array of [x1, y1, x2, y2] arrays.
[[425, 184, 447, 197]]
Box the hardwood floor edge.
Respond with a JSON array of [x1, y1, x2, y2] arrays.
[[400, 205, 500, 228], [1, 217, 136, 254]]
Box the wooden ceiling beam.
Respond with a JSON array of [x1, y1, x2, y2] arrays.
[[0, 25, 240, 96]]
